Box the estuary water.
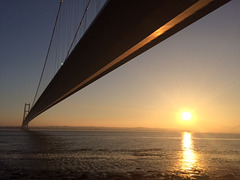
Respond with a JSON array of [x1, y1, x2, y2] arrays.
[[0, 128, 240, 179]]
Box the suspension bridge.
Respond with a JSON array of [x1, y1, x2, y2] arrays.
[[22, 0, 230, 128]]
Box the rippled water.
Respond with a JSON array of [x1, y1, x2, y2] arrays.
[[0, 128, 240, 179]]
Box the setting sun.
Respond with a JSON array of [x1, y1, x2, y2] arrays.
[[181, 111, 192, 121]]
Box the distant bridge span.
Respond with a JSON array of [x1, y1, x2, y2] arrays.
[[22, 0, 230, 127]]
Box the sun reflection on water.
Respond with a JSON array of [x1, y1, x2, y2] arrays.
[[182, 132, 197, 172]]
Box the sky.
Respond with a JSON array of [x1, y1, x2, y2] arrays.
[[0, 0, 240, 133]]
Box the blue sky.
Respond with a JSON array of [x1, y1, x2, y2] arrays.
[[1, 0, 240, 133]]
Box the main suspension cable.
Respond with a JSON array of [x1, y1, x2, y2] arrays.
[[32, 0, 63, 107], [66, 0, 92, 58]]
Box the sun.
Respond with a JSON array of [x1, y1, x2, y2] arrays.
[[181, 111, 192, 121]]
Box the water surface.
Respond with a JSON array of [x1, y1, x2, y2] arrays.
[[0, 128, 239, 179]]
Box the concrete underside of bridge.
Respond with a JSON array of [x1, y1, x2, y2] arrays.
[[23, 0, 230, 127]]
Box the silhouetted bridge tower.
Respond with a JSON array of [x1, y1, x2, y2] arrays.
[[22, 0, 231, 128]]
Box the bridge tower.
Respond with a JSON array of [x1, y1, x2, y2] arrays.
[[22, 103, 30, 129]]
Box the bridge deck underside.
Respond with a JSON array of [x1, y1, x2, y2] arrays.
[[23, 0, 230, 126]]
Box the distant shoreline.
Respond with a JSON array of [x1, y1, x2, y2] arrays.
[[0, 126, 178, 132], [0, 126, 239, 134]]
